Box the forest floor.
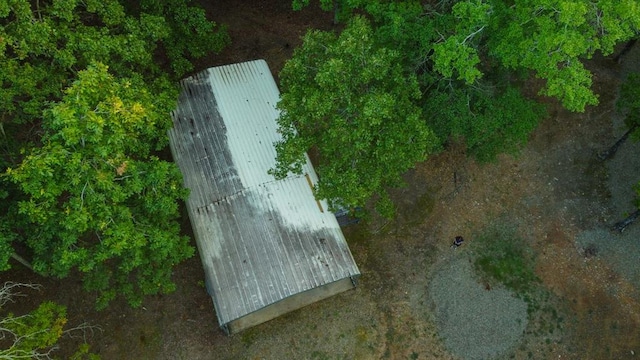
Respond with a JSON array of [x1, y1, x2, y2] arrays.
[[3, 1, 640, 359]]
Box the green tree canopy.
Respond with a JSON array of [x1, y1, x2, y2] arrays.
[[278, 1, 548, 214], [424, 85, 545, 162], [434, 0, 640, 112], [293, 0, 640, 112], [7, 64, 192, 308], [281, 0, 639, 215], [270, 16, 439, 216], [0, 0, 227, 308]]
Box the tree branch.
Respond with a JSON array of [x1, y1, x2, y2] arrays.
[[461, 25, 486, 45], [10, 253, 33, 271], [612, 209, 640, 233], [0, 282, 41, 308]]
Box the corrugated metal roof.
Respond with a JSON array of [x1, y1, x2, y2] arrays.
[[168, 60, 360, 332]]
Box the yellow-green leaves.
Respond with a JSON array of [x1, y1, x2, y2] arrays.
[[433, 38, 483, 84], [1, 301, 67, 354], [0, 283, 99, 358], [6, 63, 191, 309], [0, 0, 220, 309], [432, 1, 490, 84], [430, 0, 640, 112], [557, 1, 588, 26]]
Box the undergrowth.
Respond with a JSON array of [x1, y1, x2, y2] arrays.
[[471, 222, 539, 295]]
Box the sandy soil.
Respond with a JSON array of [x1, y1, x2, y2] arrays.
[[2, 2, 640, 360]]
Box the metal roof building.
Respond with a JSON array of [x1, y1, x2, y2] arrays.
[[168, 60, 361, 334]]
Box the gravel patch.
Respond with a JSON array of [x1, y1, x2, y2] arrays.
[[428, 255, 528, 360], [576, 227, 640, 288]]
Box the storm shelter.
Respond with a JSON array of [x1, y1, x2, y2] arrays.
[[168, 60, 361, 334]]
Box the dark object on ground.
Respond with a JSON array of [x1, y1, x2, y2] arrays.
[[598, 124, 638, 160], [612, 209, 640, 233], [583, 244, 598, 258], [452, 236, 464, 248]]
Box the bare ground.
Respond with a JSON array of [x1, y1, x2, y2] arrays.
[[2, 2, 640, 359]]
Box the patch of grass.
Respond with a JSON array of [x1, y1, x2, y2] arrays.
[[472, 222, 539, 295], [470, 220, 573, 358], [310, 351, 331, 360], [240, 328, 259, 347], [355, 325, 369, 345]]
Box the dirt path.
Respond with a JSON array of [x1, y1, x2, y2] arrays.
[[2, 2, 640, 360]]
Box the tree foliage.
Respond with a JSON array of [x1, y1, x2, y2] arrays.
[[435, 0, 640, 112], [280, 0, 639, 214], [293, 1, 640, 112], [1, 301, 67, 359], [0, 282, 98, 359], [271, 16, 438, 216], [124, 0, 230, 76], [425, 85, 545, 162], [0, 0, 225, 308], [6, 64, 192, 309], [0, 0, 227, 127], [1, 0, 166, 127]]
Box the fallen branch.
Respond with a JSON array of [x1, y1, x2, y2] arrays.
[[612, 209, 640, 233], [598, 124, 638, 160], [0, 282, 41, 308]]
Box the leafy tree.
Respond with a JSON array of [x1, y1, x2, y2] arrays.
[[0, 282, 98, 359], [0, 0, 227, 127], [6, 64, 192, 308], [1, 301, 68, 359], [293, 1, 640, 112], [270, 16, 439, 216], [291, 0, 335, 11], [434, 0, 640, 112], [0, 0, 170, 128], [0, 0, 225, 307], [122, 0, 230, 76], [425, 85, 545, 162], [280, 0, 639, 214], [277, 1, 546, 214]]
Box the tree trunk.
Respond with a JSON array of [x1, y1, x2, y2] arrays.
[[599, 124, 638, 160], [11, 253, 33, 271], [612, 209, 640, 233]]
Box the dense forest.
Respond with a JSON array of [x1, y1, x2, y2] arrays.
[[1, 0, 639, 357]]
